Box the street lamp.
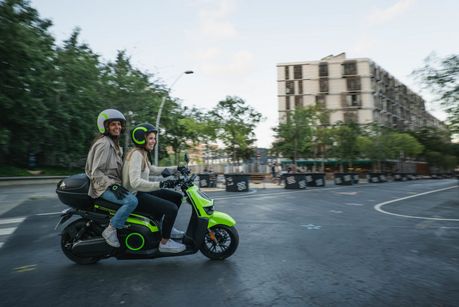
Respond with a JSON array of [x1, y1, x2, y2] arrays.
[[154, 70, 194, 166]]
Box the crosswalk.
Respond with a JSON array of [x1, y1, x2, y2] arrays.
[[0, 217, 25, 249]]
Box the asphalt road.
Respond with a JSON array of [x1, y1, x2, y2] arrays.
[[0, 179, 458, 306]]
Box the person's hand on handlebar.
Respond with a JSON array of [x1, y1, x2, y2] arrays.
[[160, 179, 181, 189]]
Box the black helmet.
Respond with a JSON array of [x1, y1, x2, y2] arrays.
[[131, 123, 158, 146], [97, 109, 126, 134]]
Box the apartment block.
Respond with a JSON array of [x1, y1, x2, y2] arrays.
[[277, 53, 444, 130]]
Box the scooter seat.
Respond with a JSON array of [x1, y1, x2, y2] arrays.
[[94, 199, 158, 221]]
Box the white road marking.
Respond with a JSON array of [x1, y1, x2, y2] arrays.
[[374, 186, 459, 221], [254, 205, 274, 211], [0, 217, 27, 249], [0, 217, 25, 225], [344, 203, 364, 206], [0, 227, 16, 235], [330, 210, 343, 214], [336, 192, 358, 195], [35, 212, 62, 216], [301, 224, 321, 230]]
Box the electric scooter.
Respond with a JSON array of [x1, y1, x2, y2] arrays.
[[55, 155, 238, 264]]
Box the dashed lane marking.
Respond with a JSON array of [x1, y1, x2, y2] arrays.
[[301, 224, 321, 230], [13, 264, 37, 273]]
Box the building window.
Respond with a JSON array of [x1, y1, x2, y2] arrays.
[[316, 95, 326, 108], [319, 62, 328, 77], [346, 76, 361, 91], [298, 80, 303, 94], [321, 114, 330, 125], [319, 79, 328, 93], [294, 96, 303, 109], [285, 66, 290, 80], [342, 61, 357, 76], [343, 111, 358, 123], [293, 65, 302, 79], [346, 94, 361, 107], [285, 96, 290, 110], [286, 80, 294, 95]]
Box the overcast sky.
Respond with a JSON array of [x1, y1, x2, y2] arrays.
[[31, 0, 459, 147]]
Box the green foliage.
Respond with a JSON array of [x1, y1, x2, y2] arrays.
[[272, 107, 319, 164], [0, 0, 194, 168], [357, 125, 423, 171], [209, 96, 263, 163], [409, 127, 458, 171], [330, 122, 361, 170], [413, 53, 459, 132], [0, 0, 56, 165]]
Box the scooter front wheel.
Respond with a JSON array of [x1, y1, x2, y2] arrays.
[[200, 225, 239, 260]]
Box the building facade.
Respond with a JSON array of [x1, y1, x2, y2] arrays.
[[277, 53, 444, 130]]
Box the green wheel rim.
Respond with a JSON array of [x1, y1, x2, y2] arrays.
[[125, 233, 145, 251]]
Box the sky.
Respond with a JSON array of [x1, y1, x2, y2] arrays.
[[31, 0, 459, 148]]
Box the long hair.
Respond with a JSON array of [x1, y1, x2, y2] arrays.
[[125, 147, 149, 171]]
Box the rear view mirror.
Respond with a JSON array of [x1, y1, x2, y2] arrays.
[[161, 168, 172, 178]]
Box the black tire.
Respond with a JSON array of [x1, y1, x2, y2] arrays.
[[200, 225, 239, 260], [61, 219, 100, 265]]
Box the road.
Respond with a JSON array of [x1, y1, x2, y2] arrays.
[[0, 179, 458, 306]]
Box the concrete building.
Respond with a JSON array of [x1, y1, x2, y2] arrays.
[[277, 53, 445, 130]]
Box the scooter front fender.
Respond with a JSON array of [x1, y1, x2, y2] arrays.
[[208, 211, 236, 228]]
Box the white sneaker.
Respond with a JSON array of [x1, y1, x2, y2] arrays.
[[171, 227, 185, 239], [159, 239, 186, 253], [102, 225, 120, 248]]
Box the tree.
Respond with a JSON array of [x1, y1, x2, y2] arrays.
[[272, 107, 317, 166], [330, 122, 361, 172], [0, 0, 56, 165], [358, 125, 423, 172], [44, 28, 104, 166], [413, 53, 459, 132], [410, 127, 457, 172], [160, 106, 203, 165], [100, 50, 165, 153], [209, 96, 263, 164]]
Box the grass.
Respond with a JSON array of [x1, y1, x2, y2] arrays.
[[0, 164, 84, 177]]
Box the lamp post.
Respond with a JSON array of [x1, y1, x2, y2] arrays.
[[154, 70, 194, 166]]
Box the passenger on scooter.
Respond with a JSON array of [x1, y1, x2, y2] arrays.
[[122, 123, 186, 253], [85, 109, 138, 248]]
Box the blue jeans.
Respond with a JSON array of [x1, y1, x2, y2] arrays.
[[101, 190, 138, 229]]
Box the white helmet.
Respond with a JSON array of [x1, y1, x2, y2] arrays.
[[97, 109, 126, 134]]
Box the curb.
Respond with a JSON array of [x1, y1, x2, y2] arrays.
[[0, 176, 66, 187]]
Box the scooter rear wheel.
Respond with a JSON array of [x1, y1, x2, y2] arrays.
[[200, 225, 239, 260], [61, 219, 100, 265]]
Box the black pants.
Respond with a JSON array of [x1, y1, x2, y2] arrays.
[[136, 189, 182, 239]]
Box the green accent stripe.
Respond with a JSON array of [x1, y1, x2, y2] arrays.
[[132, 126, 147, 145], [94, 204, 159, 232], [98, 113, 109, 133]]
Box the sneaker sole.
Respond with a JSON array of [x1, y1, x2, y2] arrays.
[[158, 247, 186, 253]]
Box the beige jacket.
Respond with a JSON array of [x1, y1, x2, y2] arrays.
[[85, 136, 123, 198], [122, 148, 172, 194]]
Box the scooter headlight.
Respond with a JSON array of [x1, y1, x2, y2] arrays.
[[203, 205, 214, 215]]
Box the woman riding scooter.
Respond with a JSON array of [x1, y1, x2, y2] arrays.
[[122, 123, 186, 253], [85, 109, 138, 248]]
